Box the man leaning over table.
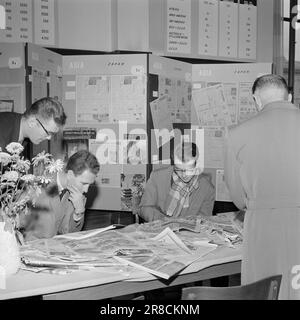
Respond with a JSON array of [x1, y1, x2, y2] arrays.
[[23, 150, 100, 240], [0, 97, 66, 154], [139, 141, 215, 222]]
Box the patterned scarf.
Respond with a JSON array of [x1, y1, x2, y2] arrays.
[[165, 170, 200, 217]]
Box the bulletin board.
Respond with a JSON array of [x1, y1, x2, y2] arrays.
[[62, 54, 148, 211]]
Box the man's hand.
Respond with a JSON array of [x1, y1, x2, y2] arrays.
[[68, 186, 86, 214]]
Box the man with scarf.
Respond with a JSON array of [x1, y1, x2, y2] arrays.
[[139, 142, 215, 222]]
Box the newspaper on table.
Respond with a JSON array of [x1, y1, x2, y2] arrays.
[[114, 228, 216, 279], [20, 226, 217, 279]]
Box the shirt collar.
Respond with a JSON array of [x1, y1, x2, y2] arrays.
[[56, 172, 64, 193], [262, 100, 298, 112]]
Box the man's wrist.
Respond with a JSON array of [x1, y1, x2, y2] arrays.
[[73, 210, 85, 222]]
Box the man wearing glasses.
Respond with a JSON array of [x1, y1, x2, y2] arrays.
[[0, 97, 66, 152], [139, 142, 215, 222]]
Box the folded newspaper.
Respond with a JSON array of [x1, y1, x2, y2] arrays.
[[21, 227, 217, 279], [135, 212, 243, 246]]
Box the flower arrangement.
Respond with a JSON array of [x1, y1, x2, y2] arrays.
[[0, 142, 64, 233]]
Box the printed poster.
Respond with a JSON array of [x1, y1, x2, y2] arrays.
[[204, 127, 226, 169], [31, 68, 48, 102], [0, 84, 24, 113], [76, 75, 110, 124], [120, 173, 146, 210], [218, 0, 238, 58], [216, 169, 232, 201], [192, 84, 231, 127], [34, 0, 55, 46], [167, 0, 191, 54], [238, 82, 257, 123], [110, 75, 146, 124], [198, 0, 219, 56]]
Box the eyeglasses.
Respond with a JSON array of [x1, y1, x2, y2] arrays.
[[174, 167, 197, 175], [36, 118, 55, 137]]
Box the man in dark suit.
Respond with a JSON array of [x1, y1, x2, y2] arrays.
[[0, 97, 66, 153]]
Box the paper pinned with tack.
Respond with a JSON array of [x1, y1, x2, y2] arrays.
[[0, 266, 6, 289], [8, 57, 22, 69], [131, 65, 144, 75], [65, 91, 76, 100], [67, 81, 76, 87]]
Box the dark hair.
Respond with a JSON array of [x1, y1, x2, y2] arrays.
[[173, 141, 199, 163], [252, 74, 289, 95], [66, 150, 100, 176], [24, 97, 66, 126]]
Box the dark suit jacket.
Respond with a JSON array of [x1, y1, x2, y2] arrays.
[[0, 112, 29, 156]]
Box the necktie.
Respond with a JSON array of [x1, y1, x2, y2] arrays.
[[59, 189, 69, 201]]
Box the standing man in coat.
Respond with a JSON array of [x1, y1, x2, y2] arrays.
[[224, 74, 300, 299]]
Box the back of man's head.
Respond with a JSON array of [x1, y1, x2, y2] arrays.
[[66, 150, 100, 176], [24, 97, 66, 127], [252, 74, 290, 109]]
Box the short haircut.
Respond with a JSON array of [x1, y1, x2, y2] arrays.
[[24, 97, 66, 126], [252, 74, 289, 95], [66, 150, 100, 176], [174, 141, 199, 164]]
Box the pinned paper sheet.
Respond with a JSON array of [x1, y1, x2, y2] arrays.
[[67, 81, 76, 87], [8, 57, 22, 69], [0, 266, 6, 289], [65, 91, 76, 100], [216, 169, 232, 202]]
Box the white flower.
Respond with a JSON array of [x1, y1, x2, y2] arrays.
[[32, 151, 52, 166], [12, 159, 31, 172], [0, 152, 11, 166], [46, 159, 64, 174], [20, 174, 35, 182], [37, 176, 52, 184], [1, 170, 19, 182], [6, 142, 24, 155]]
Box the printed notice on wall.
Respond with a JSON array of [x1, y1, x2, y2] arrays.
[[110, 75, 146, 123], [0, 0, 16, 42], [167, 0, 191, 54], [0, 84, 24, 113], [34, 0, 55, 46], [0, 0, 32, 42], [238, 0, 257, 60], [204, 128, 225, 169], [198, 0, 219, 56], [76, 75, 110, 124], [15, 0, 32, 42], [238, 82, 257, 123], [192, 84, 231, 127], [216, 169, 232, 201], [218, 0, 238, 58]]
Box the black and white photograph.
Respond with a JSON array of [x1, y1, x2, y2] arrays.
[[0, 0, 299, 311]]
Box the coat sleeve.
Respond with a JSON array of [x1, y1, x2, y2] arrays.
[[198, 181, 215, 216], [139, 171, 165, 222], [57, 199, 84, 234], [224, 132, 247, 210]]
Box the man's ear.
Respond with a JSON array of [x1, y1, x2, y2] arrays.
[[288, 93, 293, 102], [27, 116, 37, 128], [253, 94, 262, 111], [67, 170, 75, 179]]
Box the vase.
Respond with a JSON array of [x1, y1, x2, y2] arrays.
[[0, 221, 20, 276]]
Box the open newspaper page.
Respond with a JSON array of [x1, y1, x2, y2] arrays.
[[114, 228, 217, 279], [20, 212, 242, 278]]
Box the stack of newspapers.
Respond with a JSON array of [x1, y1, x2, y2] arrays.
[[20, 226, 217, 279]]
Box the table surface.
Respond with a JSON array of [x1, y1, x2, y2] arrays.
[[0, 245, 242, 300]]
